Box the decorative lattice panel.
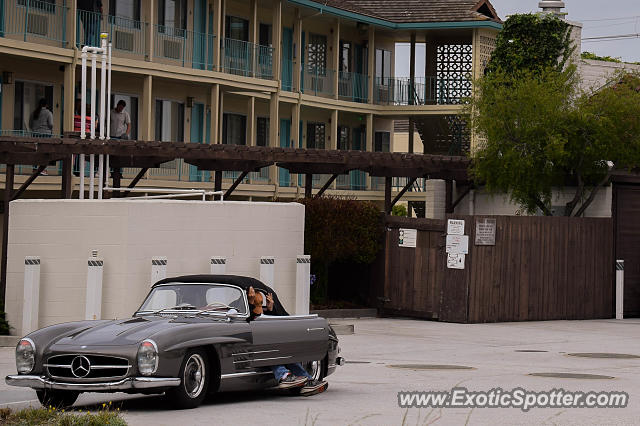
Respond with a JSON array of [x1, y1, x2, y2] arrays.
[[436, 44, 473, 104], [477, 31, 497, 75], [414, 115, 470, 156]]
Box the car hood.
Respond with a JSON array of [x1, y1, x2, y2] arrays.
[[52, 315, 225, 347]]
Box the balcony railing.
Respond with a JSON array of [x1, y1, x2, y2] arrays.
[[76, 11, 145, 58], [221, 38, 273, 79], [301, 66, 335, 98], [338, 71, 368, 103], [337, 171, 367, 191], [154, 24, 214, 69], [374, 76, 471, 106], [1, 0, 67, 46]]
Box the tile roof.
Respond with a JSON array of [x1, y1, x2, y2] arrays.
[[311, 0, 501, 24]]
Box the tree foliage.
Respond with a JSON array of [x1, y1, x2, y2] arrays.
[[468, 13, 640, 216], [486, 13, 573, 75]]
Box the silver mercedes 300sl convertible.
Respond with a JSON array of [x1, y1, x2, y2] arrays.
[[6, 275, 343, 409]]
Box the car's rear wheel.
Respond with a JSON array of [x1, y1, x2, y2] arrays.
[[166, 349, 210, 409], [36, 389, 79, 408], [305, 356, 327, 381]]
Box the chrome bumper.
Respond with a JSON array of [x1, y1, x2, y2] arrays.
[[5, 375, 180, 392]]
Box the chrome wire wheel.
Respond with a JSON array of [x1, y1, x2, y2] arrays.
[[183, 353, 206, 398], [306, 360, 322, 381]]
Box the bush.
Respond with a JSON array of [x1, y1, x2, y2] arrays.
[[392, 204, 408, 217], [298, 197, 383, 304], [0, 303, 10, 336], [0, 405, 126, 425]]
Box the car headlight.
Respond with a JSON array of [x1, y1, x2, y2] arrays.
[[16, 338, 35, 374], [137, 339, 158, 376]]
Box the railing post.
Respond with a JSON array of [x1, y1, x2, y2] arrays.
[[182, 31, 186, 67]]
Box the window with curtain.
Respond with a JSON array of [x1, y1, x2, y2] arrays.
[[155, 100, 184, 142], [306, 122, 326, 149], [374, 131, 390, 152], [222, 113, 247, 145], [256, 117, 269, 146], [225, 16, 249, 41], [158, 0, 187, 31], [338, 126, 350, 150], [340, 41, 351, 73], [375, 49, 392, 84]]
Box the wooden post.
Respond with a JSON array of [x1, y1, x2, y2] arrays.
[[293, 9, 302, 92], [367, 26, 375, 104], [445, 179, 454, 213], [1, 164, 15, 310], [141, 75, 153, 140], [61, 156, 72, 198], [408, 118, 414, 154], [272, 0, 282, 83], [213, 0, 223, 70], [384, 176, 392, 215], [409, 33, 416, 105], [214, 170, 223, 200], [333, 19, 340, 99], [247, 97, 256, 146], [210, 84, 220, 143], [305, 173, 312, 198]]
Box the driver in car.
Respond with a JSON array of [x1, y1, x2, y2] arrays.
[[247, 287, 328, 396]]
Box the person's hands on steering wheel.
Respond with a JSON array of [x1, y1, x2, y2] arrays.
[[266, 293, 274, 312]]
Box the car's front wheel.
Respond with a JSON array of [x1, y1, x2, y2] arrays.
[[36, 389, 79, 408], [166, 349, 210, 409]]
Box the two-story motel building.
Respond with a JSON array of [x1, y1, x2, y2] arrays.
[[0, 0, 501, 208]]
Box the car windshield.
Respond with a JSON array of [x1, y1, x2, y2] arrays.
[[137, 283, 247, 315]]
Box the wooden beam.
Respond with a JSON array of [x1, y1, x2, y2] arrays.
[[314, 174, 339, 199], [1, 164, 15, 310], [391, 177, 418, 208], [122, 168, 149, 197], [384, 176, 392, 215], [61, 156, 72, 199], [11, 165, 47, 201], [112, 168, 122, 198], [305, 173, 313, 198], [224, 171, 250, 199]]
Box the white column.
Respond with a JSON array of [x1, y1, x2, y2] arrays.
[[151, 257, 168, 284], [210, 257, 227, 274], [616, 259, 624, 320], [260, 256, 275, 289], [85, 252, 104, 320], [425, 179, 446, 219], [22, 257, 41, 335], [296, 255, 311, 315]]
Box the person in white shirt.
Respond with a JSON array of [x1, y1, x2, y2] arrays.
[[110, 100, 131, 139]]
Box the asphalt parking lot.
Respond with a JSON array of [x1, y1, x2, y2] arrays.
[[2, 317, 640, 425]]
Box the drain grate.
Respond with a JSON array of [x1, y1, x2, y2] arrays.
[[515, 350, 548, 353], [567, 353, 640, 359], [388, 364, 475, 370], [529, 373, 615, 380]]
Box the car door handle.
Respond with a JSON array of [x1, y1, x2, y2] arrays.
[[307, 327, 324, 332]]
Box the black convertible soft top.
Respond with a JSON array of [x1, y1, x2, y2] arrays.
[[154, 274, 289, 316]]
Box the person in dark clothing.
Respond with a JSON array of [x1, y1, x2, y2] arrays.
[[77, 0, 103, 47]]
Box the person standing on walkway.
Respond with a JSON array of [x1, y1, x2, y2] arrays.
[[109, 100, 131, 140], [77, 0, 103, 47], [29, 98, 53, 174]]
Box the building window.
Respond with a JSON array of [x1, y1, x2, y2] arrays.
[[374, 131, 390, 152], [155, 100, 184, 142], [307, 122, 325, 149], [259, 24, 272, 47], [375, 49, 391, 84], [308, 34, 327, 75], [222, 113, 247, 145], [338, 126, 350, 150], [225, 16, 249, 41], [110, 0, 141, 21], [340, 41, 351, 72], [14, 81, 54, 134], [256, 117, 269, 147], [158, 0, 187, 30]]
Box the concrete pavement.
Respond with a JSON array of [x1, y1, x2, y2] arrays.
[[2, 318, 640, 425]]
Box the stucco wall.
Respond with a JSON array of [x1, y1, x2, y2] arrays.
[[6, 200, 305, 336]]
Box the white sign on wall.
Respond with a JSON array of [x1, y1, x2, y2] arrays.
[[447, 219, 465, 236], [446, 234, 469, 254], [447, 253, 465, 269], [399, 228, 418, 248]]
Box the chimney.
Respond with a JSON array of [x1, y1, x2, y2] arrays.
[[539, 1, 566, 18]]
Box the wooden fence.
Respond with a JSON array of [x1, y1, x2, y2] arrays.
[[377, 215, 614, 323]]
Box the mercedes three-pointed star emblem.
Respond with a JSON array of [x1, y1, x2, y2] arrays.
[[71, 355, 91, 378]]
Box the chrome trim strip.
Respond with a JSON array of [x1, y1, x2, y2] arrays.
[[5, 375, 181, 391], [232, 355, 291, 364], [232, 350, 279, 356], [43, 364, 72, 369], [220, 371, 274, 380], [306, 327, 325, 332], [44, 364, 130, 370]]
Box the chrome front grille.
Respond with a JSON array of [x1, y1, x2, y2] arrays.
[[45, 354, 131, 379]]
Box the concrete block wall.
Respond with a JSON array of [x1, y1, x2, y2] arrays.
[[6, 200, 305, 336]]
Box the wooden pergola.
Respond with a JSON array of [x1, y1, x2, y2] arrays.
[[0, 135, 472, 307]]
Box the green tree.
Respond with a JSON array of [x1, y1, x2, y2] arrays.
[[469, 67, 640, 216]]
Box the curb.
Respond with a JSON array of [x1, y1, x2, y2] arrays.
[[329, 323, 355, 335]]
